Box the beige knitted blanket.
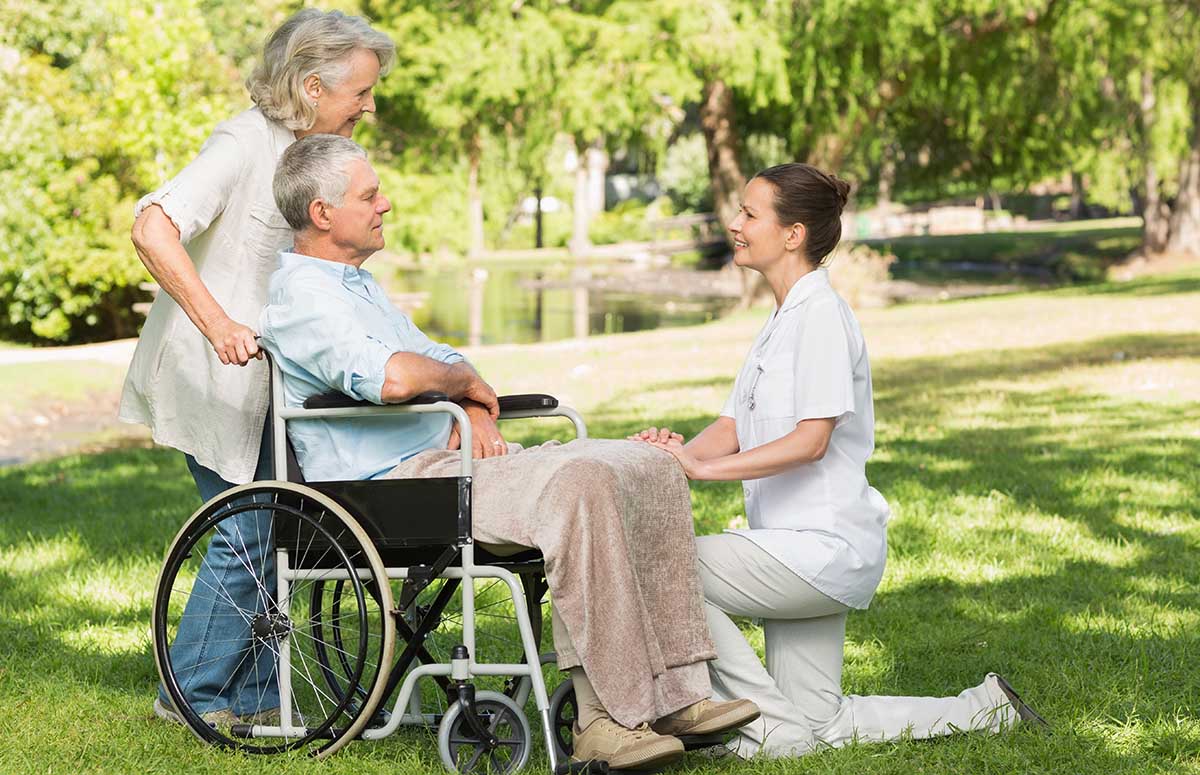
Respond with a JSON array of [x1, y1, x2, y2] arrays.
[[385, 438, 716, 726]]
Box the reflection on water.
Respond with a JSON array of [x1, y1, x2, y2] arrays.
[[387, 260, 735, 347]]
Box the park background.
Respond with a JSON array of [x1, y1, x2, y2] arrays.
[[1, 1, 1198, 773]]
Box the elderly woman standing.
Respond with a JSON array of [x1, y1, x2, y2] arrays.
[[123, 9, 394, 725]]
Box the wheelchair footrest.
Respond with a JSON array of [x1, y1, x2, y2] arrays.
[[679, 732, 730, 750]]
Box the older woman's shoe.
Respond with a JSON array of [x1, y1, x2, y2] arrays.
[[153, 697, 240, 729], [651, 698, 760, 737], [989, 673, 1049, 729], [572, 718, 685, 770]]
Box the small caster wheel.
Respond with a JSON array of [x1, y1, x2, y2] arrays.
[[548, 679, 577, 761], [438, 690, 531, 773]]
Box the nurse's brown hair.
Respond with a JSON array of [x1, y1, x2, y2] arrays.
[[753, 163, 851, 266]]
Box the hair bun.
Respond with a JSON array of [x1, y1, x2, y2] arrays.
[[830, 175, 851, 213]]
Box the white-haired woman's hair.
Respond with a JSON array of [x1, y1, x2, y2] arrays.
[[273, 134, 368, 230], [247, 9, 395, 131]]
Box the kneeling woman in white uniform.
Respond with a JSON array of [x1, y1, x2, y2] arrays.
[[633, 163, 1045, 759]]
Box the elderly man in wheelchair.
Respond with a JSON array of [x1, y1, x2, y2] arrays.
[[150, 134, 757, 774]]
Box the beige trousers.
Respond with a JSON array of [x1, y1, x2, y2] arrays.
[[697, 533, 1015, 758]]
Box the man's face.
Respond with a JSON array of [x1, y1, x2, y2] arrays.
[[328, 158, 391, 258]]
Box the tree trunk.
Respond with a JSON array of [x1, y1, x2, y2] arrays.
[[585, 140, 608, 215], [877, 143, 896, 210], [699, 79, 763, 307], [1166, 82, 1200, 257], [1069, 171, 1086, 220], [1141, 70, 1171, 254], [699, 79, 746, 239], [533, 182, 544, 249], [569, 139, 591, 256], [467, 132, 485, 258]]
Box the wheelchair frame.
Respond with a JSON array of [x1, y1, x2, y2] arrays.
[[153, 353, 589, 772]]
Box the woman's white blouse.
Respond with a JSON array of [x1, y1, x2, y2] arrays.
[[119, 108, 296, 484], [721, 268, 890, 609]]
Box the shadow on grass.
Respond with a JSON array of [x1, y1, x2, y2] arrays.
[[1, 325, 1197, 770], [1063, 270, 1200, 297]]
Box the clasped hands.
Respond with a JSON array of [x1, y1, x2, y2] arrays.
[[448, 379, 509, 459], [627, 426, 705, 479]]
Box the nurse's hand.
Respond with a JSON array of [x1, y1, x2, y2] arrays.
[[648, 437, 706, 480], [627, 426, 685, 445]]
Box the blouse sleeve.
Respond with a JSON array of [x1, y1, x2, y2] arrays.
[[133, 125, 246, 245], [792, 298, 857, 426], [720, 383, 737, 418]]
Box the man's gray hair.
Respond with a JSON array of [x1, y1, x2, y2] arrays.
[[274, 134, 368, 230], [246, 9, 395, 131]]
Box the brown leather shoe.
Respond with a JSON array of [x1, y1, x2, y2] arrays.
[[571, 718, 685, 770], [651, 697, 760, 737]]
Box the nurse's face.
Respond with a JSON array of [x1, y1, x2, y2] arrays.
[[728, 177, 803, 273]]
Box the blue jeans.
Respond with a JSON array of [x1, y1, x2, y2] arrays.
[[161, 424, 280, 715]]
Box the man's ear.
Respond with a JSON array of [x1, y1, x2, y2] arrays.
[[784, 222, 807, 252], [307, 198, 333, 232]]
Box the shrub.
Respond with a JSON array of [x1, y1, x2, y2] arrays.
[[827, 243, 896, 308]]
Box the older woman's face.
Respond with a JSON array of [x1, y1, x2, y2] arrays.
[[728, 177, 794, 273], [309, 48, 382, 138]]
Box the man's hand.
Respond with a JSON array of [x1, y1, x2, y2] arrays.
[[448, 400, 508, 459], [627, 426, 685, 445], [462, 377, 500, 419], [204, 316, 261, 366]]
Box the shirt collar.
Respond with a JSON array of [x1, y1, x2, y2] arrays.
[[261, 108, 297, 159], [777, 267, 831, 314], [279, 250, 374, 291]]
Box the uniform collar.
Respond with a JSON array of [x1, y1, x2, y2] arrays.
[[777, 267, 831, 314]]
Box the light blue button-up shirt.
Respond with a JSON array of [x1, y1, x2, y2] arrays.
[[258, 251, 464, 481]]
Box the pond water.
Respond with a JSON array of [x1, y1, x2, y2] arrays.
[[386, 259, 736, 347]]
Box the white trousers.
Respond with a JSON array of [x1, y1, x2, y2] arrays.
[[697, 533, 1015, 759]]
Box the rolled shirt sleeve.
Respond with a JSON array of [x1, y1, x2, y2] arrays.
[[261, 276, 393, 405], [134, 127, 245, 245], [391, 312, 464, 365], [792, 299, 857, 426]]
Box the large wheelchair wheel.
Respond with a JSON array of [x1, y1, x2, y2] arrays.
[[152, 482, 395, 757]]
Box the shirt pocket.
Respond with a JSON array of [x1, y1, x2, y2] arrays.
[[749, 362, 795, 422], [247, 204, 294, 260]]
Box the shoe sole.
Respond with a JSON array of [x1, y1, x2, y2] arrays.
[[153, 698, 184, 726], [153, 697, 238, 729], [573, 741, 685, 771], [654, 704, 762, 738], [992, 674, 1050, 729]]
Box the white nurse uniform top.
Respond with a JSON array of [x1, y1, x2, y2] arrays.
[[721, 267, 890, 610]]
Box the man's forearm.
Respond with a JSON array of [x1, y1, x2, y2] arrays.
[[380, 353, 478, 403]]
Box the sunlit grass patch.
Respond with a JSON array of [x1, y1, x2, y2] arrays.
[[1, 268, 1198, 773]]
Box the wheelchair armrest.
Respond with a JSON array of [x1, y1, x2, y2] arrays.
[[302, 391, 449, 410], [497, 394, 559, 415]]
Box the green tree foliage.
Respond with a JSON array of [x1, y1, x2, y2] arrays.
[[0, 0, 238, 342]]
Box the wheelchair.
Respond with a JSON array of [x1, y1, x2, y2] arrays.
[[151, 353, 592, 773]]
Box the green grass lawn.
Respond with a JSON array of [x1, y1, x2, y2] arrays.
[[1, 268, 1198, 774], [865, 217, 1143, 282]]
